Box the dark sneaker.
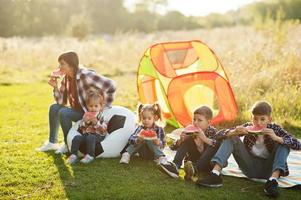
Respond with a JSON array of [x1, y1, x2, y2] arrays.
[[196, 172, 223, 187], [184, 161, 196, 181], [264, 179, 279, 198], [159, 162, 179, 178]]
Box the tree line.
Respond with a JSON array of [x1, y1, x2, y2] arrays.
[[0, 0, 300, 38]]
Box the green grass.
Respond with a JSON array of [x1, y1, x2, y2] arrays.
[[1, 82, 301, 200]]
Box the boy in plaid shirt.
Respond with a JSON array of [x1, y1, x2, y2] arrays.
[[197, 101, 301, 198]]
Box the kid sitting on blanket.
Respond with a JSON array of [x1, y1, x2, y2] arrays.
[[119, 103, 167, 165], [197, 101, 301, 198], [160, 106, 220, 180], [67, 90, 107, 164]]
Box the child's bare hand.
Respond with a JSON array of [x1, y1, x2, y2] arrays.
[[90, 117, 98, 125], [194, 130, 206, 140], [136, 136, 144, 144], [262, 128, 276, 138], [153, 138, 160, 146], [180, 132, 189, 142], [235, 126, 248, 135]]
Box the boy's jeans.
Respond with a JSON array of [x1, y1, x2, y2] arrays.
[[126, 140, 165, 159], [211, 137, 290, 179], [49, 103, 84, 145], [173, 137, 220, 171]]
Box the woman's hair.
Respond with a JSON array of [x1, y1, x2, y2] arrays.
[[194, 106, 213, 120], [138, 103, 162, 122], [86, 89, 105, 106], [58, 51, 79, 73]]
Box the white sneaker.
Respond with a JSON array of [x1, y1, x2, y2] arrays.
[[67, 154, 78, 164], [55, 144, 68, 154], [158, 156, 168, 165], [80, 154, 94, 164], [36, 142, 59, 152], [120, 152, 131, 164]]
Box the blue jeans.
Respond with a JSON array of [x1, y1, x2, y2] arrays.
[[126, 140, 165, 159], [71, 134, 105, 157], [211, 137, 290, 179], [49, 103, 84, 145], [173, 137, 220, 171]]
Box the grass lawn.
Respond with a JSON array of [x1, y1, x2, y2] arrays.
[[1, 82, 301, 200]]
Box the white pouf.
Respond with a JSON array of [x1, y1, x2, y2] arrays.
[[67, 106, 136, 158]]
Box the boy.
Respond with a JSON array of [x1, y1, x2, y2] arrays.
[[159, 106, 220, 180], [197, 101, 301, 198]]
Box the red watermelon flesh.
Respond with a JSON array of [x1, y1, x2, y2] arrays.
[[245, 125, 264, 133], [84, 112, 98, 120], [183, 124, 200, 133], [138, 130, 157, 140], [51, 68, 65, 78]]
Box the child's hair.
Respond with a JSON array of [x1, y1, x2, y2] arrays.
[[251, 101, 272, 116], [194, 106, 213, 120], [86, 89, 105, 106], [138, 103, 162, 122]]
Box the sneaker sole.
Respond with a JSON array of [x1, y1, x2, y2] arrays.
[[197, 182, 223, 188], [159, 165, 179, 179]]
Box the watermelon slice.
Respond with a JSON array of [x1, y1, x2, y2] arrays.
[[51, 68, 65, 78], [137, 129, 157, 140], [183, 124, 200, 134], [84, 112, 98, 120], [245, 125, 264, 134]]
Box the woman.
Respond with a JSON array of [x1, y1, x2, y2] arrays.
[[37, 52, 116, 154]]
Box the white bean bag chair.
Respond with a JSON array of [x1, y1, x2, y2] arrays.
[[67, 106, 136, 158]]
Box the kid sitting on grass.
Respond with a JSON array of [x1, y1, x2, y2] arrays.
[[197, 101, 301, 198], [67, 90, 107, 164], [159, 106, 219, 179], [119, 103, 167, 165]]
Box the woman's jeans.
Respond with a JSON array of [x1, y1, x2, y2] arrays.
[[49, 103, 84, 146]]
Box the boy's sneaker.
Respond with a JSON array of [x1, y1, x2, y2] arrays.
[[184, 161, 196, 181], [55, 144, 68, 154], [36, 142, 59, 152], [159, 162, 179, 178], [80, 154, 94, 164], [120, 152, 131, 164], [264, 179, 279, 198], [196, 172, 223, 187], [67, 154, 78, 164]]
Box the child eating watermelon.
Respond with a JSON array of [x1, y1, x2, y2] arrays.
[[119, 103, 167, 165]]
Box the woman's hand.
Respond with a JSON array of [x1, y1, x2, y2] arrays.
[[48, 78, 58, 88], [153, 138, 160, 146]]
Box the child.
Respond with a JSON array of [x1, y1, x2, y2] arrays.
[[119, 103, 167, 164], [67, 90, 107, 164], [159, 106, 219, 179], [197, 101, 301, 198]]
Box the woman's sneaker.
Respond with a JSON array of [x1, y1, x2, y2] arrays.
[[120, 152, 131, 164], [67, 154, 78, 164], [184, 161, 196, 181], [80, 154, 94, 164], [36, 142, 59, 152], [55, 144, 68, 154], [159, 162, 179, 178], [196, 172, 223, 187], [264, 179, 279, 198]]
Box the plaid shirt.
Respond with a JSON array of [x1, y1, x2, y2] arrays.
[[78, 112, 107, 136], [53, 67, 116, 111], [128, 124, 166, 148], [217, 122, 301, 176]]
